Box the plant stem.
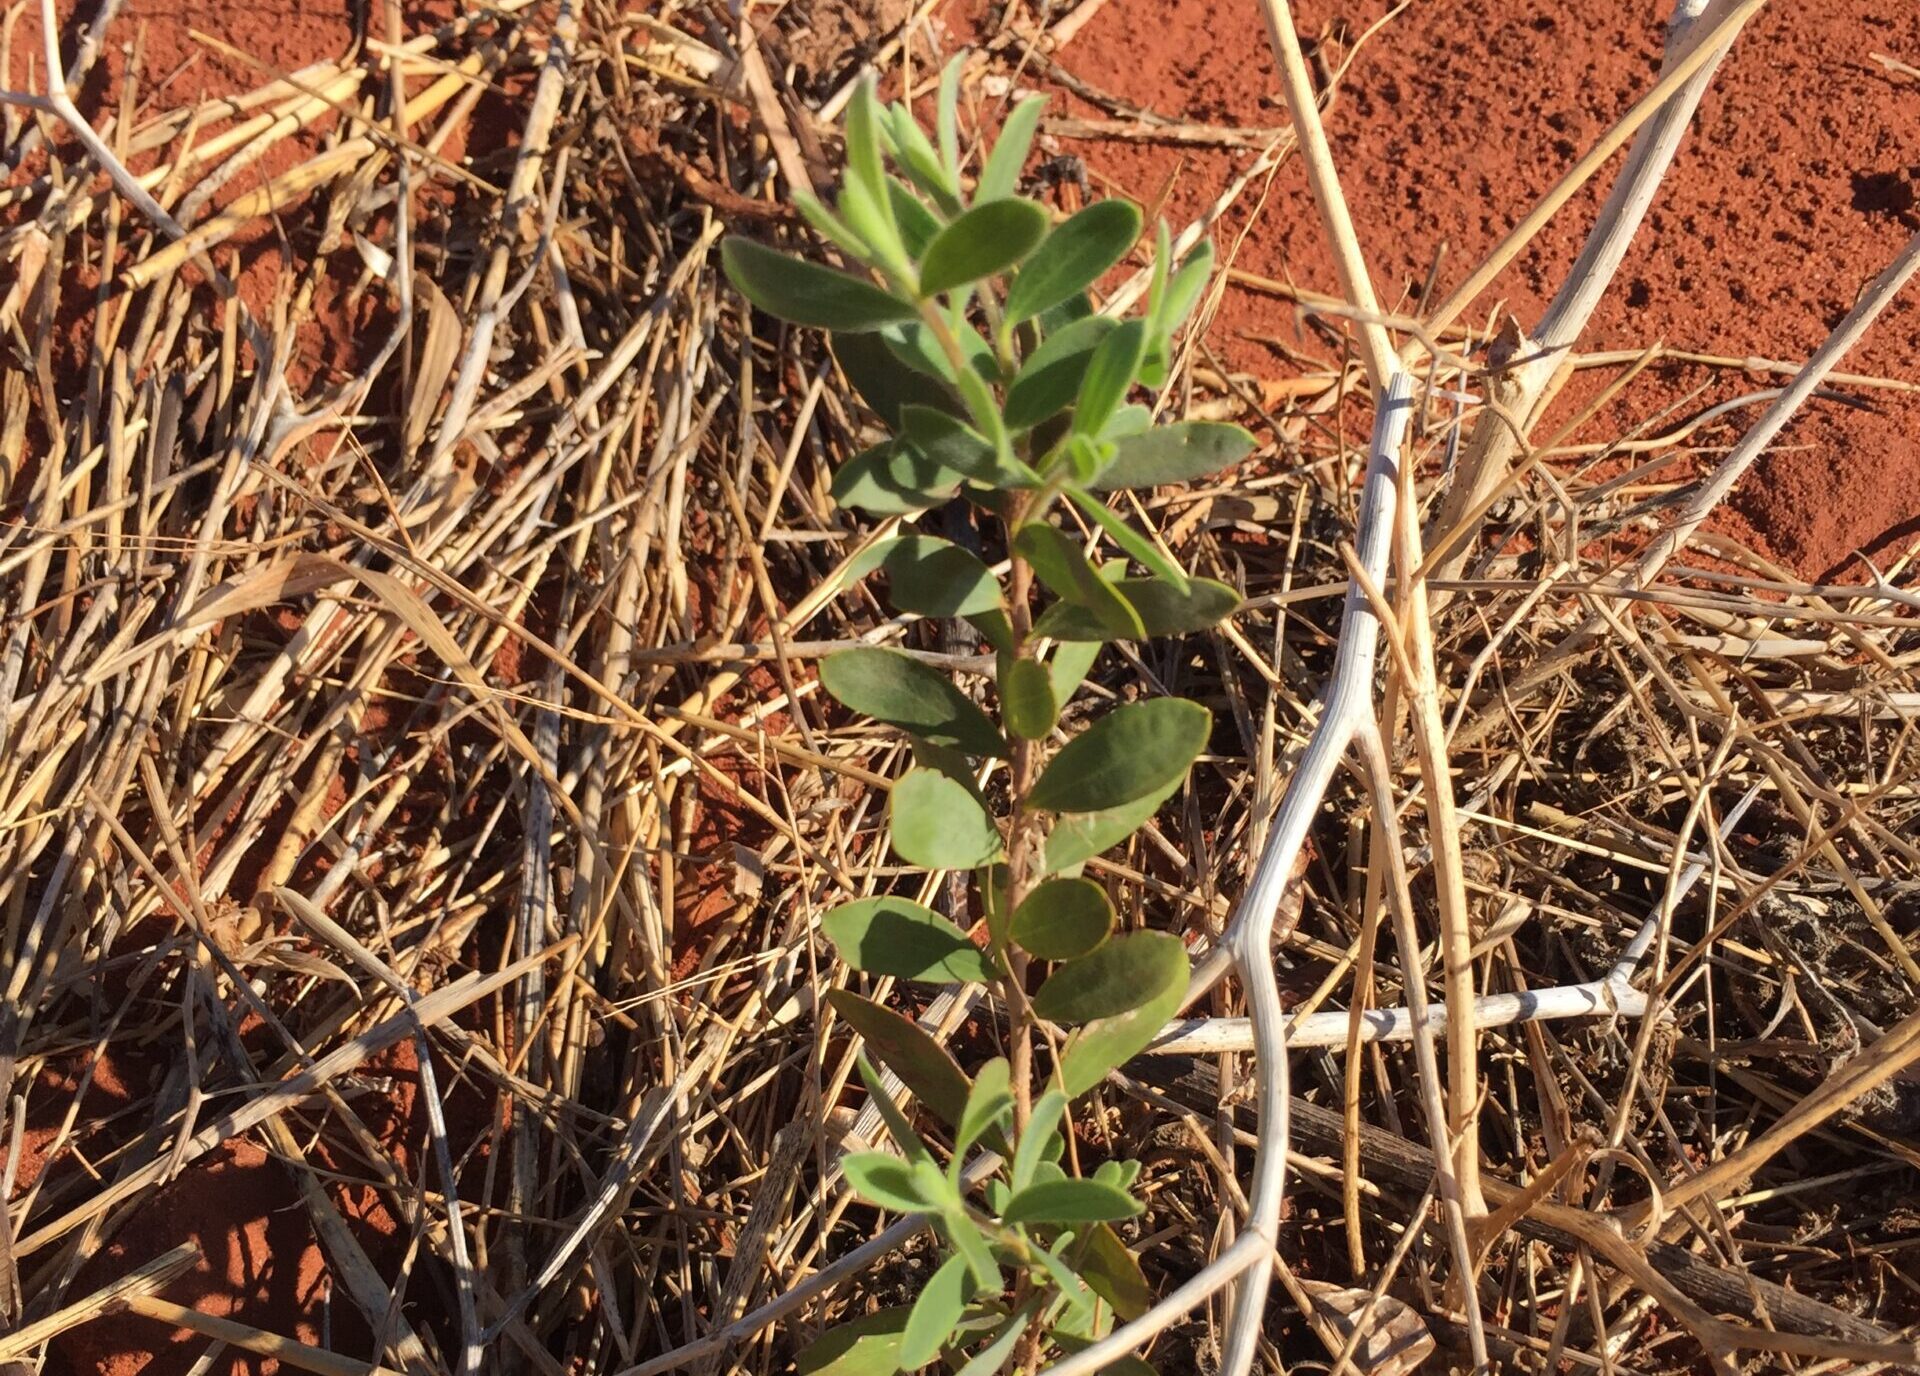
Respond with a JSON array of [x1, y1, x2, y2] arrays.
[[1001, 491, 1039, 1129]]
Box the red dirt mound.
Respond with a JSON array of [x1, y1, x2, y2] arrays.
[[1030, 0, 1920, 581]]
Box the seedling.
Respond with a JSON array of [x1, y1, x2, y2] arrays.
[[722, 65, 1254, 1375]]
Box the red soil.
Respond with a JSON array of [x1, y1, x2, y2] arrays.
[[1033, 0, 1920, 580]]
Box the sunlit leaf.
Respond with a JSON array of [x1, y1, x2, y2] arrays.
[[887, 178, 946, 257], [1071, 319, 1146, 437], [1011, 1089, 1068, 1191], [1004, 199, 1142, 323], [828, 989, 971, 1126], [1002, 316, 1111, 433], [1087, 422, 1255, 491], [819, 647, 1005, 758], [1010, 876, 1112, 960], [902, 1254, 973, 1368], [721, 238, 914, 331], [1026, 698, 1209, 813], [1001, 1177, 1142, 1225], [954, 1056, 1012, 1159], [796, 1307, 912, 1376], [976, 96, 1045, 202], [919, 198, 1050, 296], [856, 1055, 934, 1163], [1066, 487, 1189, 592], [998, 655, 1057, 741], [824, 896, 994, 984], [892, 768, 1005, 869], [843, 1152, 935, 1212], [1032, 930, 1187, 1024], [951, 1299, 1041, 1376]]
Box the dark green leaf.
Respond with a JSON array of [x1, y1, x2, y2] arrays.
[[892, 768, 1005, 869], [1040, 776, 1181, 875], [1010, 877, 1112, 960], [819, 647, 1005, 758], [919, 198, 1050, 296], [1032, 576, 1240, 641], [833, 335, 960, 429], [1033, 929, 1188, 1024], [882, 319, 993, 384], [796, 1307, 912, 1376], [998, 655, 1057, 741], [1055, 936, 1189, 1095], [824, 896, 994, 984], [1014, 523, 1143, 639], [1026, 698, 1209, 813], [1001, 1177, 1142, 1225], [721, 238, 914, 332], [951, 370, 1036, 485], [1087, 422, 1256, 491], [886, 179, 945, 258], [976, 96, 1045, 202], [899, 405, 1002, 485], [1080, 1223, 1153, 1320], [1004, 315, 1114, 432], [828, 989, 971, 1126], [901, 1254, 972, 1368], [1005, 199, 1142, 323], [967, 607, 1016, 656], [1066, 487, 1190, 592], [880, 535, 1002, 619], [857, 1055, 934, 1163], [831, 443, 962, 515], [843, 1152, 935, 1212], [951, 1299, 1040, 1376], [1072, 319, 1146, 437]]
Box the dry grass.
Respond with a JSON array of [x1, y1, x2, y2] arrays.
[[2, 0, 1919, 1373]]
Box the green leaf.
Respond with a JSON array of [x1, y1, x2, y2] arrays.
[[879, 535, 1003, 620], [951, 1299, 1041, 1376], [919, 198, 1050, 296], [976, 96, 1045, 202], [793, 189, 871, 260], [796, 1307, 912, 1376], [887, 178, 945, 258], [824, 896, 994, 984], [720, 238, 914, 332], [943, 1208, 1002, 1292], [902, 1254, 972, 1368], [951, 370, 1036, 486], [1005, 199, 1142, 323], [892, 768, 1005, 869], [1066, 487, 1189, 592], [1160, 238, 1214, 334], [936, 58, 964, 179], [1033, 576, 1241, 642], [1087, 422, 1256, 491], [884, 106, 960, 212], [844, 1152, 936, 1212], [998, 656, 1057, 741], [832, 335, 960, 429], [819, 648, 1005, 758], [967, 607, 1016, 657], [954, 1057, 1012, 1159], [831, 442, 963, 515], [1005, 315, 1114, 433], [1012, 1089, 1068, 1191], [1026, 698, 1209, 813], [1055, 937, 1189, 1095], [1001, 1177, 1143, 1225], [1071, 319, 1146, 437], [1028, 1241, 1098, 1325], [1080, 1223, 1153, 1320], [1010, 877, 1112, 960], [846, 80, 898, 239], [1033, 930, 1188, 1024], [883, 319, 995, 385], [1013, 524, 1143, 639], [899, 405, 1003, 485], [1040, 776, 1181, 875], [828, 989, 972, 1127], [857, 1055, 935, 1163], [1046, 640, 1101, 704], [1102, 404, 1152, 439]]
